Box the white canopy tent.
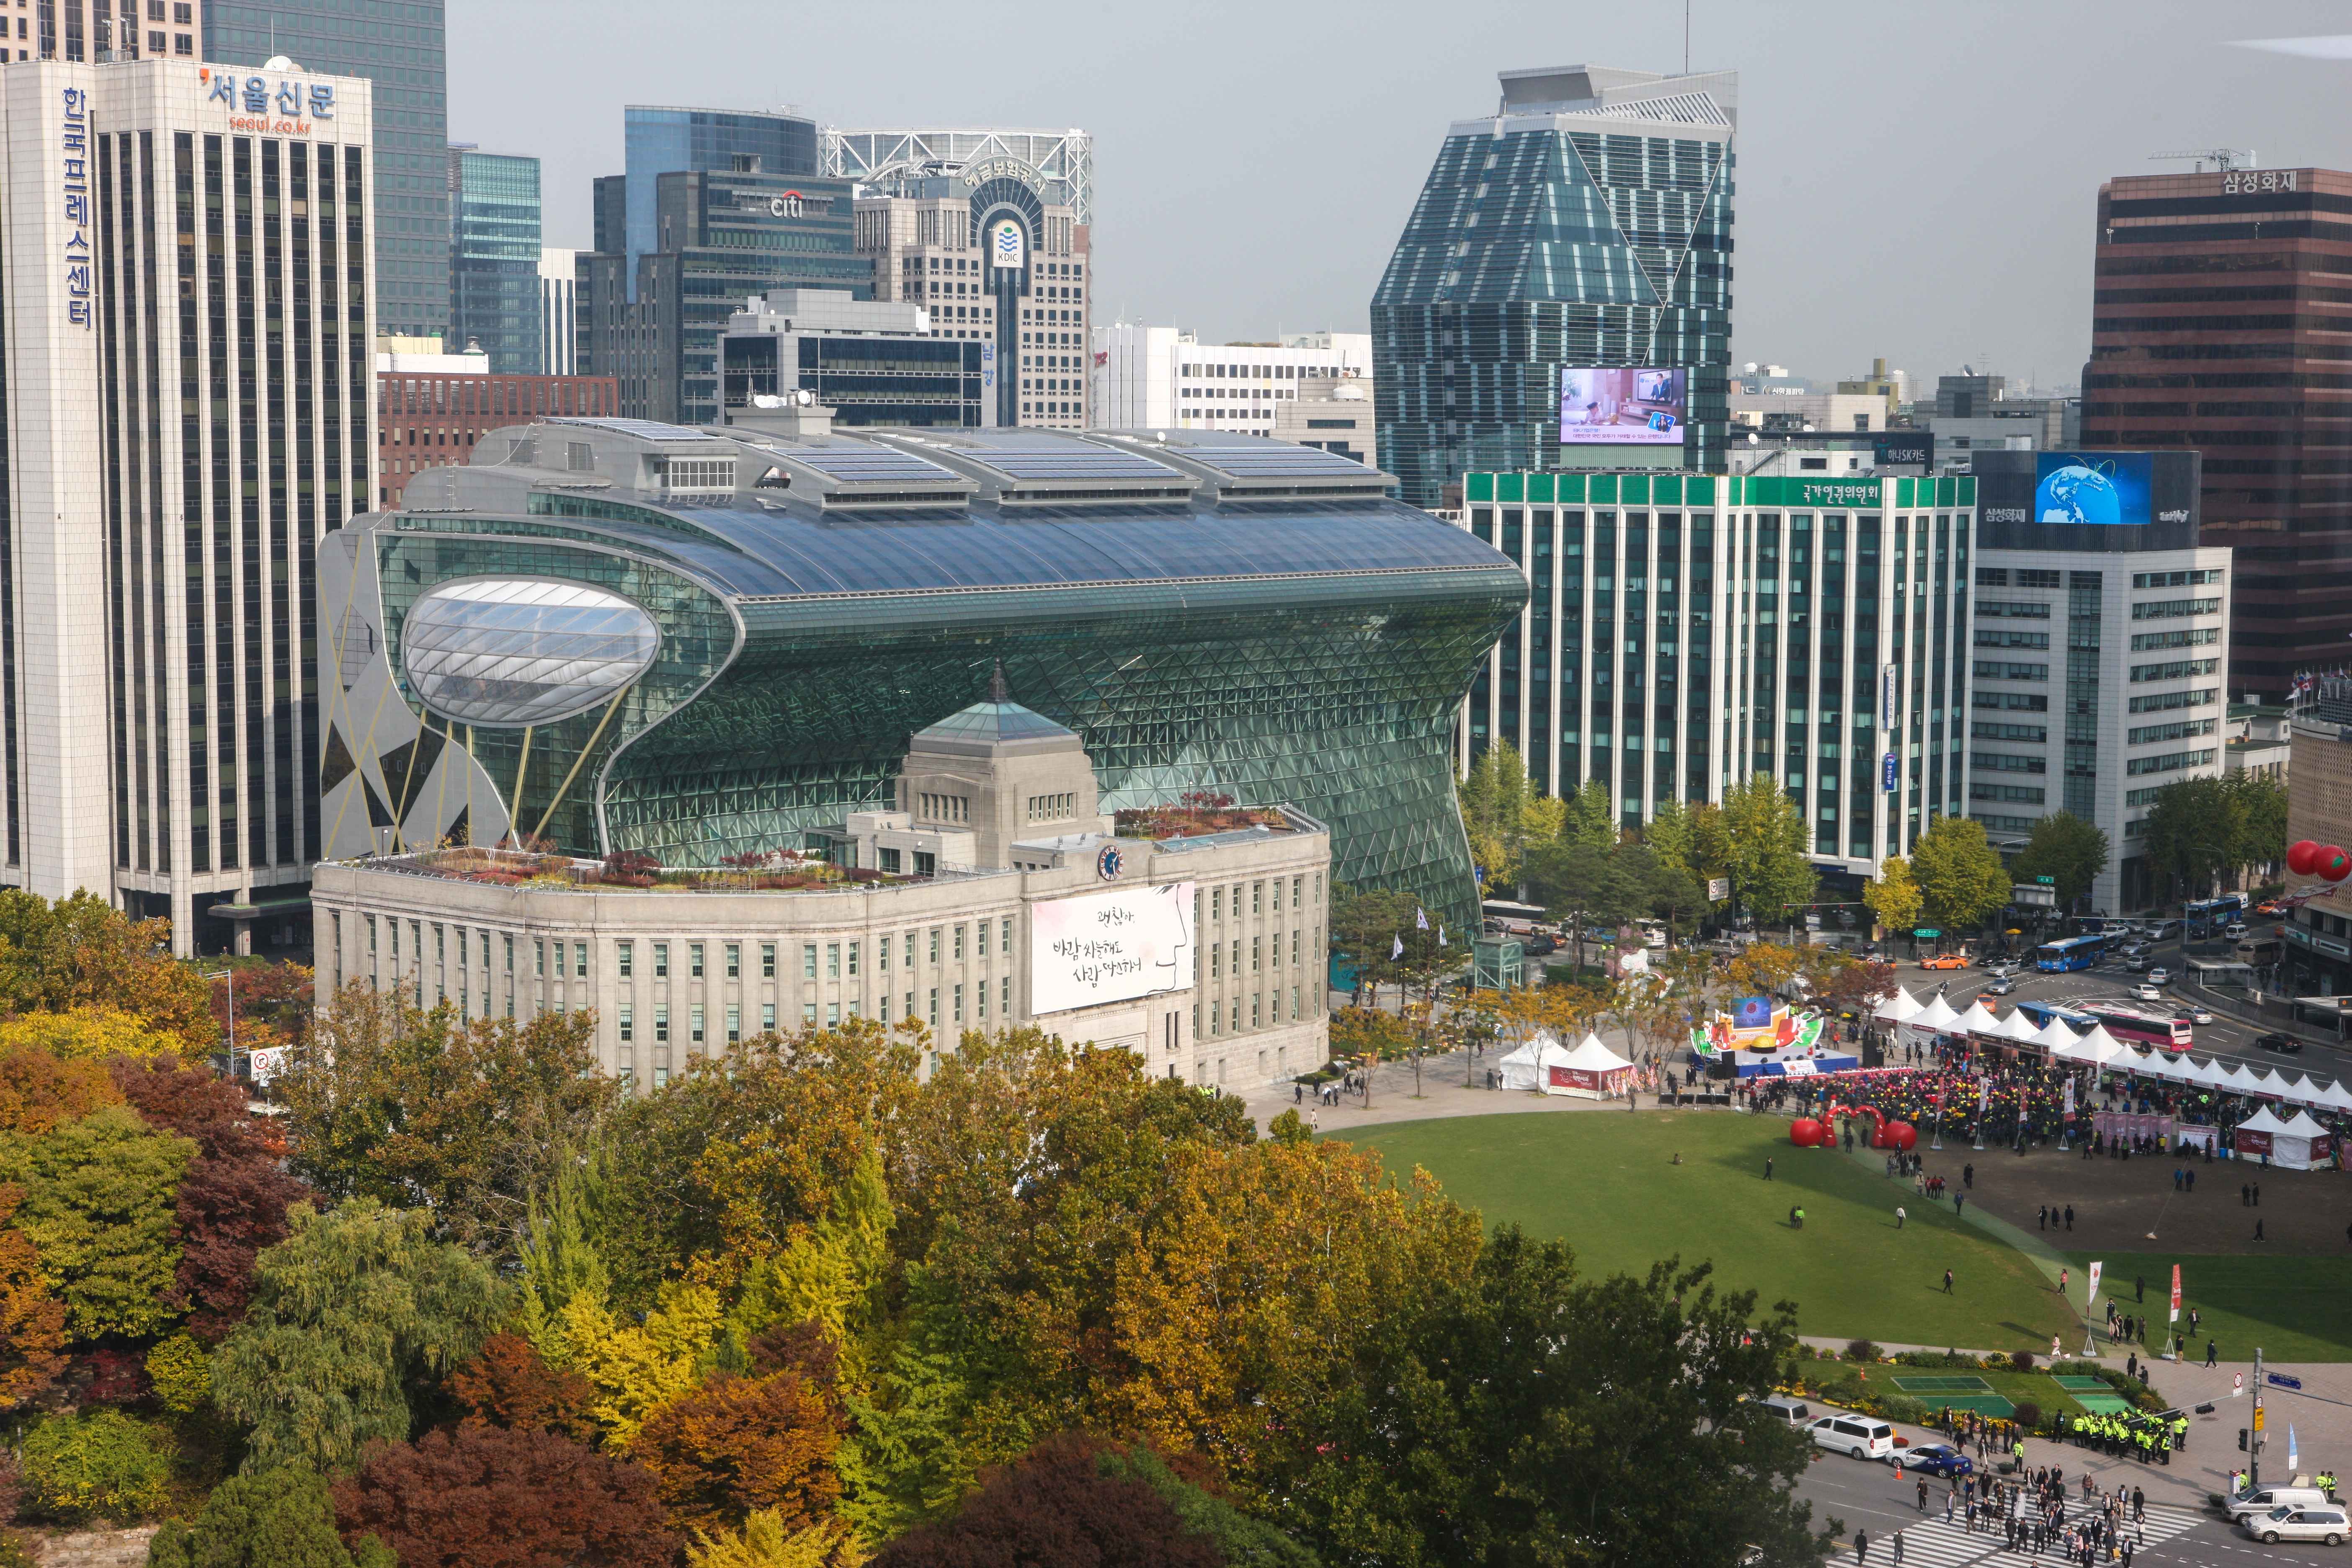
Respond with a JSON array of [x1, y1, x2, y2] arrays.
[[1903, 994, 1960, 1046], [2314, 1078, 2352, 1114], [2233, 1105, 2336, 1172], [1551, 1032, 1636, 1100], [1950, 1000, 2000, 1036], [1498, 1034, 1573, 1095], [1996, 1010, 2045, 1046], [1875, 987, 1921, 1025], [2031, 1015, 2083, 1055]]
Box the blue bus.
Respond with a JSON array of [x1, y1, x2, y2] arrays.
[[2016, 999, 2098, 1029], [2034, 935, 2109, 974], [2185, 895, 2244, 938]]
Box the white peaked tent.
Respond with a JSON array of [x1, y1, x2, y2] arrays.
[[2215, 1062, 2263, 1095], [2069, 1024, 2132, 1066], [1903, 994, 1960, 1046], [2135, 1049, 2192, 1081], [2315, 1078, 2352, 1114], [1551, 1032, 1636, 1100], [1996, 1010, 2045, 1046], [2233, 1105, 2335, 1171], [1498, 1033, 1573, 1094], [2270, 1072, 2319, 1106], [2240, 1066, 2283, 1099], [1950, 999, 2000, 1036], [2032, 1015, 2083, 1055], [1875, 987, 1922, 1025], [2186, 1055, 2233, 1089]]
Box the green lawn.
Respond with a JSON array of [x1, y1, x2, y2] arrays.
[[1336, 1112, 2076, 1351], [2065, 1252, 2352, 1364]]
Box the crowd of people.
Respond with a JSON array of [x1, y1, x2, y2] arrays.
[[1886, 1465, 2155, 1566], [2057, 1406, 2186, 1465]]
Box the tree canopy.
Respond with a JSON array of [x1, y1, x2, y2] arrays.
[[1910, 815, 2011, 933], [1862, 855, 1922, 936], [2009, 811, 2110, 912]]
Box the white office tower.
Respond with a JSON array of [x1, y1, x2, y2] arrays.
[[0, 58, 375, 952]]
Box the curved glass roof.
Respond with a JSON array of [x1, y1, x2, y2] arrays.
[[401, 578, 662, 727], [496, 495, 1518, 602]]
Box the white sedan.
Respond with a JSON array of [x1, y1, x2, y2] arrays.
[[2133, 983, 2163, 1003]]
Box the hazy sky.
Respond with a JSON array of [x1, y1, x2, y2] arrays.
[[450, 0, 2352, 393]]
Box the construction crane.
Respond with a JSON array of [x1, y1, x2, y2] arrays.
[[2150, 148, 2257, 173]]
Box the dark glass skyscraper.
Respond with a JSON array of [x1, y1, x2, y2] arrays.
[[204, 0, 448, 337], [1373, 65, 1736, 508], [622, 106, 817, 294], [447, 146, 541, 373]]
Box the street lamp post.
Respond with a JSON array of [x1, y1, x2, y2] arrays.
[[200, 967, 237, 1079]]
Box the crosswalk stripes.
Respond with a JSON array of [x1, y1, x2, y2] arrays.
[[1859, 1502, 2202, 1567]]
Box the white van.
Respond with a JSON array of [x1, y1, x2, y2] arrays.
[[1756, 1396, 1810, 1427], [2243, 1505, 2349, 1546], [2228, 1485, 2333, 1521], [1809, 1413, 1895, 1461]]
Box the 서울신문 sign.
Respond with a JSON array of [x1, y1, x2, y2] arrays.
[[202, 68, 336, 135]]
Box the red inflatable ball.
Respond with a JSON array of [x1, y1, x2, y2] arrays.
[[2288, 839, 2323, 876], [1870, 1122, 1893, 1149], [2323, 846, 2352, 884], [1790, 1118, 1824, 1148], [1888, 1121, 1918, 1151]]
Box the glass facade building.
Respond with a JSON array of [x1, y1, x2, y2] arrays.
[[205, 0, 446, 337], [321, 424, 1522, 928], [1374, 66, 1736, 508], [447, 147, 541, 374], [1460, 469, 1975, 881], [622, 106, 817, 295]]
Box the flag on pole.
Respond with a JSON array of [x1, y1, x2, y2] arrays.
[[1390, 934, 1403, 960], [1438, 924, 1448, 947], [2063, 1078, 2075, 1116], [2169, 1264, 2182, 1324], [2087, 1260, 2102, 1310], [1416, 906, 1429, 931], [1976, 1078, 1989, 1115], [2290, 1424, 2300, 1472]]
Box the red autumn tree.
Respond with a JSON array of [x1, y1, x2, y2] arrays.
[[629, 1366, 843, 1535], [448, 1332, 593, 1440], [110, 1055, 306, 1340], [874, 1434, 1224, 1568], [333, 1425, 676, 1568], [0, 1184, 64, 1408]]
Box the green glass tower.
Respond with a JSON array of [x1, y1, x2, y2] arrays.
[[1373, 65, 1736, 508], [447, 146, 542, 373]]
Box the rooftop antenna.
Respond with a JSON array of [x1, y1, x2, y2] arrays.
[[2150, 148, 2257, 173], [1684, 0, 1691, 75]]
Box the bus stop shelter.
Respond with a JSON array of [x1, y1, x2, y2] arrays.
[[2187, 958, 2252, 987]]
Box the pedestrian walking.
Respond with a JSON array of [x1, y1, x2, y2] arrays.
[[2253, 1182, 2261, 1206], [2065, 1204, 2075, 1231], [1955, 1194, 1965, 1218], [2060, 1266, 2070, 1295], [2135, 1274, 2144, 1303], [1917, 1478, 1929, 1512], [2039, 1204, 2048, 1230], [2205, 1339, 2218, 1368], [2254, 1218, 2266, 1242], [1944, 1268, 1954, 1294], [1964, 1161, 1974, 1189], [1897, 1206, 1907, 1229], [2241, 1181, 2251, 1207], [1855, 1527, 1870, 1564]]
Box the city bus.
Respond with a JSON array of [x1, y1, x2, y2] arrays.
[[2074, 1003, 2193, 1053], [2035, 934, 2110, 973], [2016, 1000, 2098, 1031], [2186, 895, 2245, 939]]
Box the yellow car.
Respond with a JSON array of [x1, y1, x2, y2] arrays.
[[1918, 953, 1972, 971]]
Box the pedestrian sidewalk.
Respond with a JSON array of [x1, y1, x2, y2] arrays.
[[1240, 1039, 1737, 1136]]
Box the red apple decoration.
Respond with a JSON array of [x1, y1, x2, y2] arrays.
[[2288, 840, 2321, 876]]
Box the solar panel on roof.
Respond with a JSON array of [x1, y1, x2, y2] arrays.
[[1184, 444, 1384, 478], [788, 447, 962, 484], [977, 444, 1184, 482], [546, 416, 719, 443]]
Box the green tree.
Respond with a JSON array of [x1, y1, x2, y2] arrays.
[[1563, 777, 1618, 849], [1716, 774, 1814, 930], [1524, 841, 1645, 971], [2225, 771, 2288, 883], [1281, 1229, 1831, 1568], [0, 890, 217, 1054], [2009, 811, 2110, 912], [1458, 740, 1534, 893], [279, 984, 618, 1258], [210, 1199, 506, 1473], [1645, 794, 1696, 874], [0, 1104, 194, 1340], [1911, 815, 2012, 935], [147, 1465, 397, 1568], [2139, 775, 2236, 901], [1862, 855, 1922, 939]]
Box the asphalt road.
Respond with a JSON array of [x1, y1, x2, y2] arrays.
[[1905, 939, 2352, 1090], [1796, 1448, 2343, 1567]]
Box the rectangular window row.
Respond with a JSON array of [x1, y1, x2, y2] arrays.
[[2125, 748, 2218, 776], [2130, 596, 2221, 620], [2127, 717, 2218, 745], [2126, 687, 2216, 714], [2130, 568, 2224, 589]]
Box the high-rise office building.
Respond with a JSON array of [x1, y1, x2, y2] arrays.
[[2080, 167, 2352, 707], [1966, 449, 2227, 913], [0, 0, 192, 62], [205, 0, 444, 338], [1374, 66, 1736, 508], [1457, 464, 1975, 882], [0, 57, 375, 952], [536, 246, 577, 375], [828, 129, 1092, 429], [578, 106, 866, 424], [446, 144, 539, 373], [1093, 326, 1371, 441]]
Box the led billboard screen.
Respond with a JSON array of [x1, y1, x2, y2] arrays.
[[2034, 452, 2153, 528], [1560, 367, 1687, 446]]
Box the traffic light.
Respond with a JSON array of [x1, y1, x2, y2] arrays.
[[2239, 1429, 2249, 1451]]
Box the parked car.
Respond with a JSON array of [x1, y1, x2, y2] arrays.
[[2228, 1486, 2335, 1523], [2242, 1505, 2348, 1546], [1919, 953, 1971, 971], [1903, 1443, 1974, 1480], [1808, 1413, 1896, 1462], [2174, 1003, 2215, 1025], [1984, 975, 2017, 997], [2256, 1032, 2304, 1055], [2126, 953, 2151, 972], [2148, 967, 2171, 984]]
